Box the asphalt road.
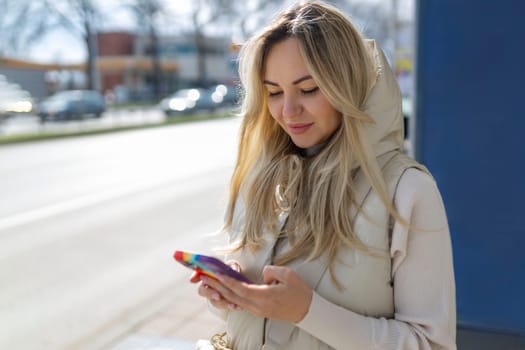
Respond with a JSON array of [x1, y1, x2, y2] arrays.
[[0, 117, 240, 349]]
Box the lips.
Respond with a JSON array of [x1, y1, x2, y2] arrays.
[[287, 122, 313, 134]]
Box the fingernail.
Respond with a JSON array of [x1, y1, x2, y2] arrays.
[[231, 262, 241, 272], [211, 292, 221, 301], [228, 303, 237, 310]]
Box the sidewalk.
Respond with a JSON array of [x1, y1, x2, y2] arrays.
[[108, 280, 224, 350]]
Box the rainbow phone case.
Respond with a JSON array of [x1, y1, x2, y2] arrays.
[[173, 250, 252, 283]]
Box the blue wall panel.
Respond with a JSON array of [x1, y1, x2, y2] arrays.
[[416, 0, 525, 334]]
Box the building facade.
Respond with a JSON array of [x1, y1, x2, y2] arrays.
[[97, 31, 237, 102], [0, 31, 237, 103]]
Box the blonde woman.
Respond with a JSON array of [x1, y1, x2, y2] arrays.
[[194, 1, 456, 349]]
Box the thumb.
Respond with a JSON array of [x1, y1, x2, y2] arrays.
[[262, 265, 290, 284]]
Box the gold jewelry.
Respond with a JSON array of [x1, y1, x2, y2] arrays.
[[210, 332, 232, 350]]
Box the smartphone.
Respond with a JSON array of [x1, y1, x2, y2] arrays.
[[173, 250, 252, 284]]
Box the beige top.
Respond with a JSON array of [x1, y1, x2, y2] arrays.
[[295, 168, 456, 349]]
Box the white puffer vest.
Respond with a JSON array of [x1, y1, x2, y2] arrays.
[[224, 151, 429, 350]]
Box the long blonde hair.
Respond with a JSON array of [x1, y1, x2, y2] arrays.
[[225, 1, 400, 274]]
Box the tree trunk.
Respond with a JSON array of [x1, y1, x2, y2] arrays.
[[84, 21, 97, 91], [150, 26, 162, 100], [195, 31, 207, 86]]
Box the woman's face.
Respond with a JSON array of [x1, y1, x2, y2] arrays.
[[263, 37, 341, 149]]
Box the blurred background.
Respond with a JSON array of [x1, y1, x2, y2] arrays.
[[1, 0, 524, 349], [0, 0, 414, 138]]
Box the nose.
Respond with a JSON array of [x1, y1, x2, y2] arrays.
[[282, 94, 302, 119]]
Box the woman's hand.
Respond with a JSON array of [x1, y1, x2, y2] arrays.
[[191, 260, 242, 311], [204, 265, 313, 323]]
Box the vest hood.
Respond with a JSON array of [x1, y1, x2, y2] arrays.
[[362, 40, 405, 158]]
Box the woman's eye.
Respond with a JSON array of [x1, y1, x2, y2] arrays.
[[301, 87, 319, 95], [268, 91, 282, 97]]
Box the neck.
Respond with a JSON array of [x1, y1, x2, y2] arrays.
[[298, 138, 330, 157]]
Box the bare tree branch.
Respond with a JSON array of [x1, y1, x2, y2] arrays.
[[0, 0, 103, 90], [128, 0, 167, 99]]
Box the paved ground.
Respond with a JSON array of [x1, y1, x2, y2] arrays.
[[108, 280, 224, 350]]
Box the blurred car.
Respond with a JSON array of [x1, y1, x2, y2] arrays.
[[0, 91, 33, 121], [160, 88, 220, 116], [38, 90, 105, 122], [0, 76, 33, 121], [209, 84, 241, 107]]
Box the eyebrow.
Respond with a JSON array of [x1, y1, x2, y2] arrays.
[[263, 75, 313, 86]]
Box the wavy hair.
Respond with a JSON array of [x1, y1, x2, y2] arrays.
[[225, 1, 399, 280]]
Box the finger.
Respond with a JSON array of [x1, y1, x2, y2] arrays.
[[198, 282, 215, 298], [198, 277, 223, 296], [200, 275, 224, 291], [210, 298, 236, 310], [225, 260, 241, 272], [199, 277, 242, 310], [198, 282, 227, 304], [215, 274, 265, 307], [199, 284, 234, 310], [262, 265, 292, 284], [200, 277, 236, 302], [216, 274, 281, 317]]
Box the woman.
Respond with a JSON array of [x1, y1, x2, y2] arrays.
[[194, 1, 456, 349]]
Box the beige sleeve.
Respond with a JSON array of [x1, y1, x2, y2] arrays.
[[296, 168, 456, 350]]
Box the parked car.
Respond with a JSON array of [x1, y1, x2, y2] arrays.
[[38, 90, 105, 122], [209, 84, 241, 107], [0, 90, 33, 121], [0, 76, 33, 121], [160, 88, 220, 116]]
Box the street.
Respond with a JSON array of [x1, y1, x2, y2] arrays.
[[0, 117, 240, 349], [0, 107, 166, 137]]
